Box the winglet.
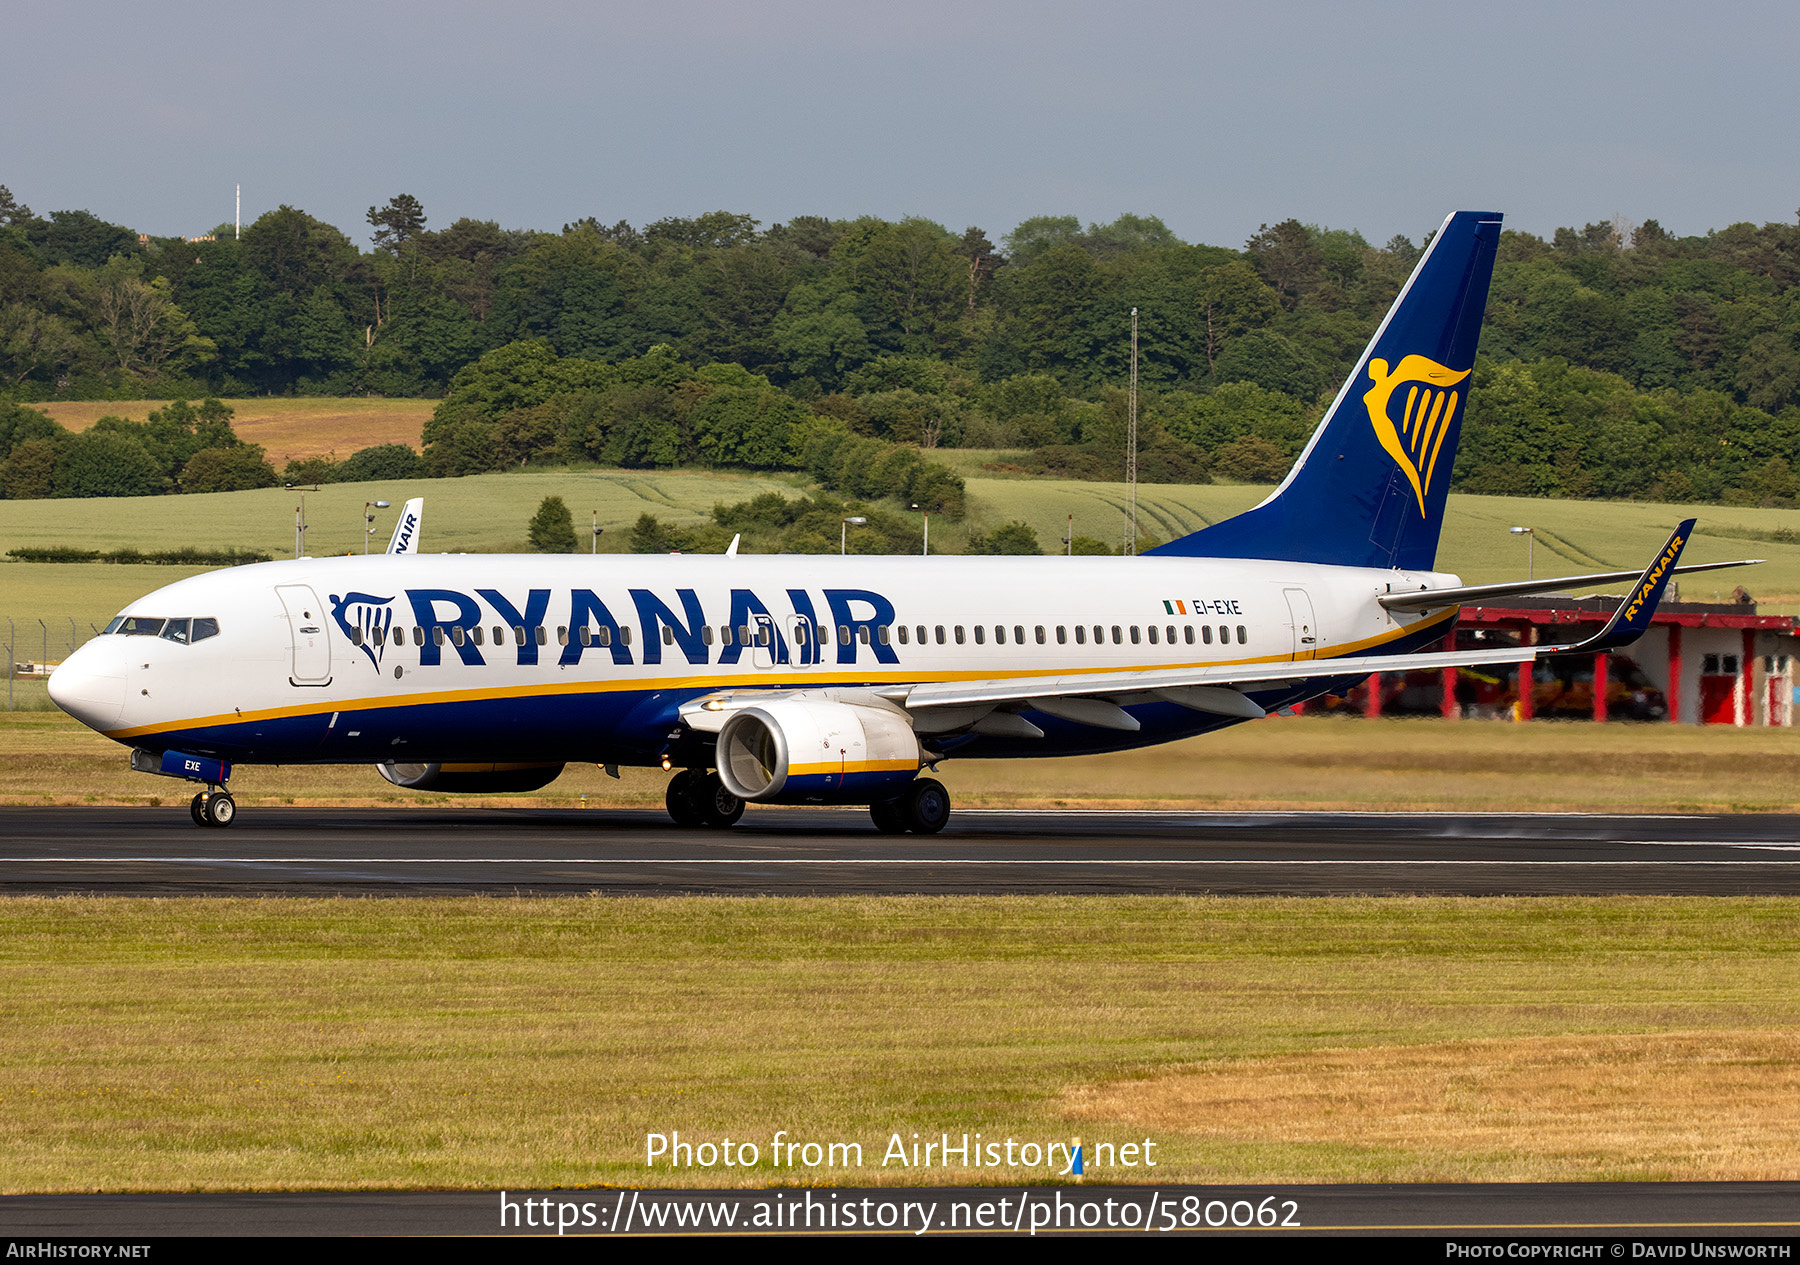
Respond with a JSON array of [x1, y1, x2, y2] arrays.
[[385, 498, 423, 555], [1554, 519, 1694, 654]]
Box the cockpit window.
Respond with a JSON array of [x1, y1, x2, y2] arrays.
[[102, 615, 219, 642]]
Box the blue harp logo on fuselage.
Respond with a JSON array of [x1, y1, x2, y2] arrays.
[[330, 591, 396, 670], [1363, 355, 1471, 517]]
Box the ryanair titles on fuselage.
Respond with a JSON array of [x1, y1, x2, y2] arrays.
[[324, 585, 1255, 673]]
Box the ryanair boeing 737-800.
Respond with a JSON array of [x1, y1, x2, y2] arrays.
[[47, 212, 1752, 830]]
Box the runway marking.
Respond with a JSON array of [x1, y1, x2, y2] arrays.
[[953, 809, 1710, 819], [9, 857, 1800, 866]]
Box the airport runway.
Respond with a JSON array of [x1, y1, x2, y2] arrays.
[[5, 806, 1800, 894]]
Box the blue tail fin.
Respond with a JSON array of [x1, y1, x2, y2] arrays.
[[1149, 210, 1502, 570]]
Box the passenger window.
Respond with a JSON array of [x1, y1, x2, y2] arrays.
[[858, 626, 870, 645], [1055, 626, 1065, 644], [434, 627, 447, 647], [838, 626, 851, 646], [413, 626, 424, 644], [1094, 625, 1104, 644], [192, 617, 219, 643], [974, 626, 986, 645], [760, 626, 772, 647], [348, 626, 363, 646], [1202, 626, 1213, 645], [992, 625, 1004, 645], [738, 625, 751, 645], [934, 625, 944, 644], [1130, 626, 1141, 645], [452, 626, 466, 647], [1112, 626, 1122, 644], [471, 626, 484, 646], [513, 625, 525, 645], [878, 626, 890, 645], [701, 626, 714, 646], [1075, 626, 1086, 645], [621, 626, 632, 646], [955, 626, 966, 644], [597, 626, 612, 647], [557, 627, 569, 646], [579, 626, 592, 646], [662, 626, 675, 646], [917, 625, 927, 644], [1237, 625, 1248, 644], [898, 625, 909, 645], [535, 627, 548, 646], [1184, 626, 1194, 645], [1147, 626, 1158, 645], [1166, 625, 1175, 644], [1016, 625, 1026, 644], [1037, 626, 1047, 645], [1218, 625, 1229, 644]]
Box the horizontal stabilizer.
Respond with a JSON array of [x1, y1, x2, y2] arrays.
[[1379, 557, 1760, 611]]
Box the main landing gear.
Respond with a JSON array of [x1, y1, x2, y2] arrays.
[[868, 778, 950, 835], [665, 769, 745, 829], [189, 787, 236, 828]]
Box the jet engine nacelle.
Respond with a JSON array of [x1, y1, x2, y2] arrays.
[[376, 762, 566, 793], [715, 699, 921, 804]]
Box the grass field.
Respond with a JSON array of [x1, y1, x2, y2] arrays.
[[8, 710, 1800, 812], [5, 466, 1800, 635], [0, 893, 1796, 1191], [38, 398, 435, 466]]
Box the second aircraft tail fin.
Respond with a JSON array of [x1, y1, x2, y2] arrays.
[[1149, 210, 1502, 571], [386, 498, 423, 555]]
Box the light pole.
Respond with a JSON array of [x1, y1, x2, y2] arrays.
[[840, 516, 867, 555], [363, 499, 390, 554], [1510, 526, 1535, 580], [908, 503, 938, 556], [287, 484, 319, 558]]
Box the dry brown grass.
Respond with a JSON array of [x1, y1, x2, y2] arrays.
[[38, 399, 432, 464], [1067, 1030, 1800, 1181], [1, 895, 1798, 1191], [10, 711, 1800, 811]]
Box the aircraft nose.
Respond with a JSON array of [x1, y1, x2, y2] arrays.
[[48, 639, 127, 731]]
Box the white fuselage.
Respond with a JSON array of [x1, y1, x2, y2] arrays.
[[49, 552, 1460, 766]]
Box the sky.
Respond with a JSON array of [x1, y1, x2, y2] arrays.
[[7, 0, 1797, 252]]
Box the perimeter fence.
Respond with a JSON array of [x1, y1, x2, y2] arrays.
[[3, 615, 109, 711]]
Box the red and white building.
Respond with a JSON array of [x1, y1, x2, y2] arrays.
[[1321, 597, 1800, 725]]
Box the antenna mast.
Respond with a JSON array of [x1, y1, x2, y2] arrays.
[[1126, 307, 1138, 556]]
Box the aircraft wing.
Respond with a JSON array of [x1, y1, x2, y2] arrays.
[[682, 520, 1705, 735], [886, 520, 1699, 723]]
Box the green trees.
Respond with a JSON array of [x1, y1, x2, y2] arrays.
[[528, 496, 578, 552], [967, 521, 1042, 554]]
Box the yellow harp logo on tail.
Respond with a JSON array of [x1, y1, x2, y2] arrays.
[[1363, 355, 1471, 516]]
